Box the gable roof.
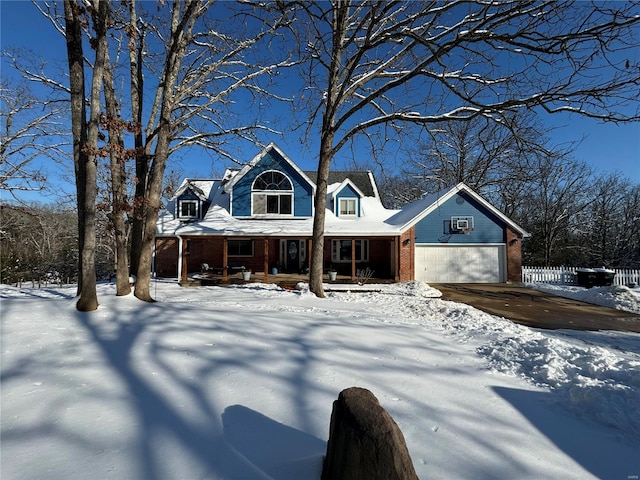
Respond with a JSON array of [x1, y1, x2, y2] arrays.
[[224, 142, 315, 193], [157, 147, 528, 241], [173, 179, 213, 202], [385, 183, 530, 237], [305, 170, 377, 198], [328, 178, 366, 199]]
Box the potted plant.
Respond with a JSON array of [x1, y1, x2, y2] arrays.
[[328, 267, 337, 281], [242, 268, 251, 281]]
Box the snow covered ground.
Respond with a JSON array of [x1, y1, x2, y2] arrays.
[[1, 280, 639, 480]]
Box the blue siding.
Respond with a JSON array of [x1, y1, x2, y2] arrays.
[[231, 148, 314, 217], [178, 190, 199, 201], [335, 184, 361, 217], [414, 191, 505, 244]]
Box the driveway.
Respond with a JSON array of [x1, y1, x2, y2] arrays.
[[432, 283, 640, 332]]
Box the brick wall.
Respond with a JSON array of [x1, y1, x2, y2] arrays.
[[155, 237, 178, 277], [397, 228, 415, 282]]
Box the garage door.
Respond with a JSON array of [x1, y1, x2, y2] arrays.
[[415, 245, 505, 283]]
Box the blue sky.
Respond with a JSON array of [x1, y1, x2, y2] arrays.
[[1, 1, 638, 204]]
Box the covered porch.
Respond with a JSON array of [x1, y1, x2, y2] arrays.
[[185, 270, 395, 288], [154, 230, 416, 285]]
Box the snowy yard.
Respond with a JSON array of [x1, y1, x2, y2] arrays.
[[1, 281, 639, 480]]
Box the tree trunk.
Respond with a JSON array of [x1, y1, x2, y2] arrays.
[[133, 67, 174, 302], [104, 48, 131, 296], [63, 0, 86, 297], [75, 0, 109, 311], [134, 0, 201, 302], [308, 1, 348, 298], [134, 135, 169, 302], [309, 135, 334, 297], [128, 1, 146, 278], [64, 0, 101, 311]]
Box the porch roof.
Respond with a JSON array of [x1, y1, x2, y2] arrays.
[[156, 197, 404, 237]]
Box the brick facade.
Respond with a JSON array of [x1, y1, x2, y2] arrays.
[[157, 224, 522, 283], [155, 237, 178, 277], [397, 228, 415, 282]]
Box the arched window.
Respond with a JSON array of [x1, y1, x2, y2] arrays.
[[252, 171, 293, 215], [253, 171, 292, 191]]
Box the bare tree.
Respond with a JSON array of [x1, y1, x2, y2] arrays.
[[520, 155, 593, 266], [63, 0, 110, 311], [102, 48, 133, 296], [576, 174, 640, 268], [29, 1, 296, 302], [0, 203, 78, 284], [413, 113, 549, 191], [0, 79, 67, 200], [117, 1, 295, 301], [294, 1, 639, 297]]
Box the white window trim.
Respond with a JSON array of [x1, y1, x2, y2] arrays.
[[251, 170, 295, 217], [178, 199, 199, 219], [251, 192, 294, 216], [339, 198, 357, 216]]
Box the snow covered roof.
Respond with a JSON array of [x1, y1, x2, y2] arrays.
[[156, 156, 527, 239], [306, 170, 378, 198], [385, 183, 531, 237], [172, 178, 213, 202], [158, 197, 400, 237]]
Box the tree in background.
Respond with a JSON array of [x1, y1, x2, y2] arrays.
[[381, 120, 639, 268], [0, 79, 67, 200], [0, 203, 78, 285], [518, 154, 593, 266], [574, 175, 640, 268], [292, 1, 639, 297]]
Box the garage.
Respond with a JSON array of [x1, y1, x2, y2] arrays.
[[415, 244, 506, 283]]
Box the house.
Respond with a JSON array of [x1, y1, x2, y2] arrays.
[[154, 143, 530, 284]]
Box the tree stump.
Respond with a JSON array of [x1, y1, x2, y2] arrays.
[[322, 387, 419, 480]]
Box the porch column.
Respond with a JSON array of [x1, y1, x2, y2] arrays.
[[181, 237, 189, 282], [177, 236, 183, 281], [307, 238, 312, 279], [263, 237, 269, 282], [351, 239, 356, 281], [394, 236, 400, 282], [222, 238, 228, 281]]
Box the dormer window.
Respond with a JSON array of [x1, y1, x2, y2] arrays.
[[252, 170, 293, 216], [339, 198, 357, 216], [179, 200, 198, 219]]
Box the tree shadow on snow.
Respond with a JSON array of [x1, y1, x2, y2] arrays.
[[72, 303, 284, 480], [492, 386, 640, 479], [222, 405, 326, 480]]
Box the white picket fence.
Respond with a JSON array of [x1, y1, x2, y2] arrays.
[[522, 266, 640, 287]]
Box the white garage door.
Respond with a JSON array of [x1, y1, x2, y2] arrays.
[[415, 245, 506, 283]]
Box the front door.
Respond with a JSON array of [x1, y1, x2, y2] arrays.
[[286, 239, 300, 272]]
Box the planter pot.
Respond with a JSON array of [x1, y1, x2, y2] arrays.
[[328, 271, 337, 281], [242, 271, 251, 281]]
